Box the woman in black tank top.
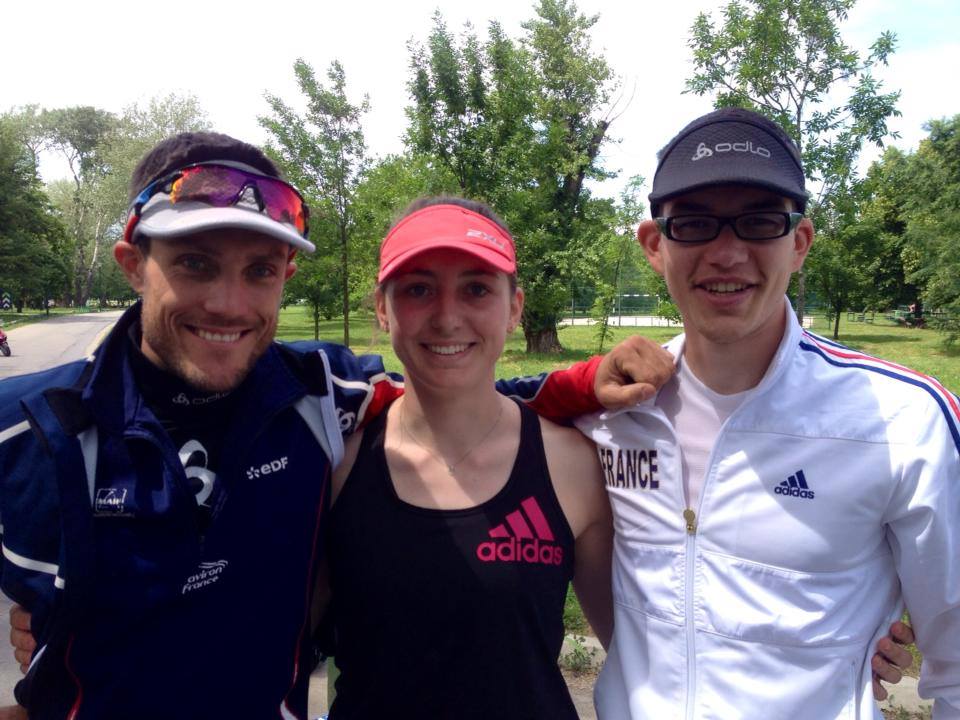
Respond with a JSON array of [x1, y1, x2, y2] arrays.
[[325, 198, 614, 719]]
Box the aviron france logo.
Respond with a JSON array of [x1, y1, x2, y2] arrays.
[[182, 559, 229, 595], [476, 496, 563, 565], [774, 469, 815, 500]]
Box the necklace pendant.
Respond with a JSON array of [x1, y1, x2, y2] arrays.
[[446, 464, 455, 473]]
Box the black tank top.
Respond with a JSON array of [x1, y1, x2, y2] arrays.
[[327, 402, 578, 720]]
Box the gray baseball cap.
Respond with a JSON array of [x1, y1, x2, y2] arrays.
[[649, 108, 807, 214]]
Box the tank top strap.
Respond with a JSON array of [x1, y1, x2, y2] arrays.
[[338, 406, 391, 502], [513, 400, 551, 485]]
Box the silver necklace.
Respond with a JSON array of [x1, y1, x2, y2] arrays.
[[400, 399, 505, 474]]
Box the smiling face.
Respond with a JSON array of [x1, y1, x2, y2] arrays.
[[639, 184, 813, 354], [375, 248, 523, 397], [114, 228, 296, 392]]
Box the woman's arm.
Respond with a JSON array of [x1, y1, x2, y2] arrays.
[[541, 420, 614, 649]]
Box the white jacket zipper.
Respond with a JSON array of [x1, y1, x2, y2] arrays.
[[684, 507, 697, 720]]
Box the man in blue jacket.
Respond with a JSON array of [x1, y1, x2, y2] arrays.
[[0, 132, 413, 719]]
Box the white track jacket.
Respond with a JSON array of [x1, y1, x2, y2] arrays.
[[576, 304, 960, 719]]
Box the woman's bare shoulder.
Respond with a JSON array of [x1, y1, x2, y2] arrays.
[[331, 429, 365, 506]]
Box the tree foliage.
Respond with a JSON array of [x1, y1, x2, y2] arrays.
[[686, 0, 901, 320], [806, 116, 960, 343], [0, 119, 70, 311], [588, 176, 648, 353], [804, 186, 878, 338], [898, 116, 960, 344], [406, 0, 620, 352], [261, 59, 369, 344], [4, 96, 209, 306]]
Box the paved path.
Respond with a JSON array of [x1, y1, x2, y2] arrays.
[[0, 310, 123, 381]]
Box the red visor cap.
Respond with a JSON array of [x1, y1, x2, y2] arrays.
[[378, 205, 516, 283]]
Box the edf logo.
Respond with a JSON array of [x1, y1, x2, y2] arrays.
[[246, 456, 290, 479]]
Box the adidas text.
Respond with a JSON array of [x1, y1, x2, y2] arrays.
[[476, 537, 563, 565], [774, 485, 815, 500]]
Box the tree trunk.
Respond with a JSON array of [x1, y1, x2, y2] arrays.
[[523, 312, 563, 353], [833, 302, 841, 340], [80, 218, 104, 308]]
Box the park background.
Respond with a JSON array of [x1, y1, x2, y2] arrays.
[[0, 2, 955, 716], [2, 0, 959, 366]]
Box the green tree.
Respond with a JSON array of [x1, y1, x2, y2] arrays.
[[899, 116, 960, 344], [406, 0, 619, 353], [686, 0, 901, 321], [0, 119, 70, 311], [589, 176, 646, 353], [16, 97, 209, 307], [2, 104, 51, 171], [41, 106, 118, 306], [804, 187, 877, 338], [351, 154, 458, 304], [847, 147, 918, 313], [261, 59, 370, 345]]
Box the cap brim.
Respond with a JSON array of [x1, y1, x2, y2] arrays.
[[649, 175, 808, 207], [378, 238, 516, 283], [136, 200, 315, 253]]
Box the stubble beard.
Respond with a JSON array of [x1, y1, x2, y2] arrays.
[[139, 311, 271, 394]]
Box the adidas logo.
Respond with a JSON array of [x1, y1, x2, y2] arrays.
[[475, 496, 564, 566], [774, 470, 815, 500]]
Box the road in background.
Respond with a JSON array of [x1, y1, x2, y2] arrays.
[[0, 310, 123, 382]]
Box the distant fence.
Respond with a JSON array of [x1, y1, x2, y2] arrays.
[[560, 315, 682, 328]]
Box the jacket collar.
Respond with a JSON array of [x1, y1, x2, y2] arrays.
[[81, 302, 309, 436], [669, 296, 802, 399], [606, 296, 801, 418]]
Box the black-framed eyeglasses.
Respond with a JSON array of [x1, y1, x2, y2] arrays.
[[654, 212, 803, 244]]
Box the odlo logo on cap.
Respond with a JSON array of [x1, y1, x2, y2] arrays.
[[692, 140, 771, 161], [475, 496, 563, 566]]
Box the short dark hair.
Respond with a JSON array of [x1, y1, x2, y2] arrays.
[[128, 132, 281, 203]]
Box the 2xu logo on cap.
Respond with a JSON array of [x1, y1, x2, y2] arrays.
[[692, 140, 771, 161]]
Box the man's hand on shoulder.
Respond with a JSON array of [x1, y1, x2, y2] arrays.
[[872, 620, 916, 701], [595, 335, 675, 409], [9, 605, 33, 674]]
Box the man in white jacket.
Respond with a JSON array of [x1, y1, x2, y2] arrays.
[[577, 107, 959, 719]]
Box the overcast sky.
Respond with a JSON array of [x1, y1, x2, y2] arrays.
[[4, 0, 958, 201]]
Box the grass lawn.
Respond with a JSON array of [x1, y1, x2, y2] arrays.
[[277, 306, 959, 394]]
